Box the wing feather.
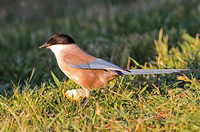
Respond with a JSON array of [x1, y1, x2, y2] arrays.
[[64, 58, 130, 74]]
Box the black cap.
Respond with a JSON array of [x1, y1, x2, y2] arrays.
[[39, 33, 76, 48]]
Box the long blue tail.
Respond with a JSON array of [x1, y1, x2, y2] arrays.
[[121, 69, 190, 75]]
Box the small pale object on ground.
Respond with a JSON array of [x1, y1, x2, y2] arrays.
[[65, 89, 85, 101]]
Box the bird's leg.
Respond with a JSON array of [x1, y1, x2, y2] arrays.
[[81, 87, 90, 108], [82, 87, 91, 98], [65, 89, 85, 101]]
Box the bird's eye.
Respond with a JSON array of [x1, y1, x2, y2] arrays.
[[47, 38, 56, 44]]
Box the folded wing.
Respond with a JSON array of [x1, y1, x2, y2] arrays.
[[64, 58, 130, 74]]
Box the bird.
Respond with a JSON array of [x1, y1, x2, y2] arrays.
[[40, 33, 189, 101]]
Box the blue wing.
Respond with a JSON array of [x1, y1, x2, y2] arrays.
[[64, 58, 131, 74]]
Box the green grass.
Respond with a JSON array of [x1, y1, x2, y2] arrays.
[[0, 0, 200, 131]]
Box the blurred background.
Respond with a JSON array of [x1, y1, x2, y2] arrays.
[[0, 0, 200, 92]]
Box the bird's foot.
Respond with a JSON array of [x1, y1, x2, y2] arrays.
[[81, 98, 88, 108], [80, 88, 90, 108], [65, 89, 85, 101]]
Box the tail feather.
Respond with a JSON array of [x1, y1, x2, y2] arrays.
[[121, 69, 190, 75]]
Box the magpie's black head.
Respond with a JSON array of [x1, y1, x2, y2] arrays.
[[39, 33, 76, 48]]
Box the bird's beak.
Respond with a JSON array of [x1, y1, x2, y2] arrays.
[[39, 42, 50, 48]]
